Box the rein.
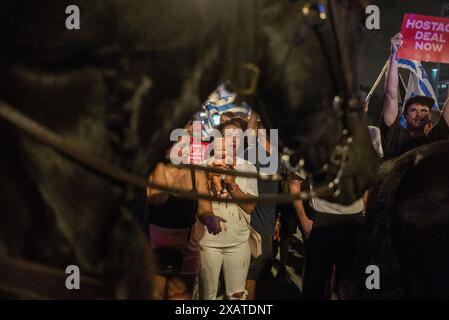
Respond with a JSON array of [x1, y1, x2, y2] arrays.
[[0, 100, 337, 203]]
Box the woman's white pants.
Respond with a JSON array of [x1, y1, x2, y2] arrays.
[[199, 241, 250, 300]]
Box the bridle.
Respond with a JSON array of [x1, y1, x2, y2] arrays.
[[235, 0, 363, 200]]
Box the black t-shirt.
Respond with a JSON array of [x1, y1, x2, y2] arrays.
[[244, 145, 279, 236], [380, 114, 449, 159]]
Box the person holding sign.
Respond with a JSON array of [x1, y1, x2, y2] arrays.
[[381, 33, 449, 159]]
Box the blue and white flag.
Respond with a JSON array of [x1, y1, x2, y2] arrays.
[[398, 59, 439, 111], [202, 84, 251, 130]]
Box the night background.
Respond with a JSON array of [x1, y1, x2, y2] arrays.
[[360, 0, 449, 125], [1, 0, 449, 302]]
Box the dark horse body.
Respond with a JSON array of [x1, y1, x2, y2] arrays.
[[360, 140, 449, 299], [0, 0, 378, 298]]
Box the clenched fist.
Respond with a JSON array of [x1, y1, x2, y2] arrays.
[[391, 33, 403, 56]]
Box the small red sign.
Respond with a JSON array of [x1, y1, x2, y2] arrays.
[[190, 141, 209, 164], [398, 13, 449, 63]]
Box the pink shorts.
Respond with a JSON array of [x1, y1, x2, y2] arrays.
[[149, 224, 201, 275]]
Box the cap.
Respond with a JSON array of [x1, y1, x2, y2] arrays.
[[403, 95, 435, 113]]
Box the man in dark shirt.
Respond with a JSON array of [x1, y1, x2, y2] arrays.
[[244, 112, 279, 300], [381, 33, 449, 159]]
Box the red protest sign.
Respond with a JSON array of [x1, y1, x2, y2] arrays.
[[190, 141, 208, 164], [398, 13, 449, 63]]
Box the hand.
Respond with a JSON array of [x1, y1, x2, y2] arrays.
[[300, 217, 313, 240], [224, 172, 236, 185], [207, 159, 232, 178], [208, 160, 234, 197], [391, 33, 403, 56], [248, 110, 259, 130], [199, 212, 227, 235], [220, 163, 236, 185], [424, 121, 433, 137], [211, 175, 223, 196], [274, 217, 281, 241]]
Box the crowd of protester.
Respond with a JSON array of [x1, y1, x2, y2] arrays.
[[144, 32, 449, 300]]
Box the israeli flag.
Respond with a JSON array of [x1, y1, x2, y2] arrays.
[[398, 59, 439, 111], [202, 84, 251, 129]]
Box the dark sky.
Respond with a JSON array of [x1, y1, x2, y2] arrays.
[[359, 0, 448, 90]]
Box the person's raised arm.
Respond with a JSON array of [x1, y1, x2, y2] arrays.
[[248, 110, 258, 131], [210, 161, 258, 215], [224, 166, 257, 214], [442, 88, 449, 126], [383, 33, 402, 126], [248, 110, 272, 154], [196, 170, 226, 235]]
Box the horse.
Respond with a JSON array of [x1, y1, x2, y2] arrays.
[[358, 140, 449, 299], [0, 0, 376, 298]]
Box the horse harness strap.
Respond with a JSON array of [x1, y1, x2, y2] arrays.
[[240, 0, 358, 199], [0, 99, 312, 203]]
